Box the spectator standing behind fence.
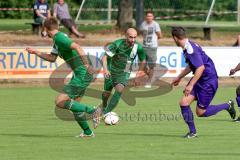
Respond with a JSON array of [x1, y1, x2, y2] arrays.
[[140, 11, 162, 88], [33, 0, 51, 24], [53, 0, 85, 38]]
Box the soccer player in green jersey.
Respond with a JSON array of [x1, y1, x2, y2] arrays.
[[101, 28, 146, 114], [25, 17, 101, 138]]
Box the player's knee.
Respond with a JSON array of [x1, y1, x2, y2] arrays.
[[196, 111, 203, 117], [179, 99, 190, 106], [115, 84, 125, 93], [55, 98, 65, 108], [55, 94, 69, 108], [196, 107, 205, 117], [102, 91, 111, 98]]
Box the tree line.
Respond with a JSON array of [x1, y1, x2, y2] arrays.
[[0, 0, 237, 21]]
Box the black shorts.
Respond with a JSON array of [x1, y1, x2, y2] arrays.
[[60, 19, 76, 31]]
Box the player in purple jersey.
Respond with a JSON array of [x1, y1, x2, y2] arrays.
[[171, 27, 236, 138], [229, 63, 240, 122]]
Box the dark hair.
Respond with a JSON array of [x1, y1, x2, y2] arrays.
[[171, 27, 186, 39], [146, 10, 154, 16], [43, 17, 59, 31]]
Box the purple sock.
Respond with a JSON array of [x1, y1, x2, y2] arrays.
[[236, 96, 240, 112], [181, 106, 196, 134], [236, 96, 240, 107], [203, 103, 229, 117]]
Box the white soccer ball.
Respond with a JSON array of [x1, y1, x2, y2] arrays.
[[104, 112, 119, 125]]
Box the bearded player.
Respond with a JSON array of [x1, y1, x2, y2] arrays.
[[101, 28, 146, 115]]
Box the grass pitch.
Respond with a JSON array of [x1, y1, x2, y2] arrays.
[[0, 86, 239, 160]]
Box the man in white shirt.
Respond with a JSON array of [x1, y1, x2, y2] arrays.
[[140, 11, 162, 88]]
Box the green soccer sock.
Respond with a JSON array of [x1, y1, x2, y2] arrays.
[[64, 100, 95, 114], [102, 91, 111, 108], [73, 113, 92, 135], [104, 91, 122, 114]]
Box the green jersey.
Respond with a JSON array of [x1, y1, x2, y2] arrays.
[[105, 39, 146, 75], [51, 32, 86, 74], [51, 32, 93, 98]]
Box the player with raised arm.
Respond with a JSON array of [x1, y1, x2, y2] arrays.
[[230, 63, 240, 122], [171, 27, 236, 138], [26, 17, 101, 138], [101, 28, 146, 115]]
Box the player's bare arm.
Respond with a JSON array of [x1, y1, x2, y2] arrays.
[[230, 63, 240, 75], [172, 66, 191, 86], [184, 65, 205, 96], [102, 54, 110, 78], [71, 42, 95, 74], [25, 47, 57, 62], [71, 42, 89, 66]]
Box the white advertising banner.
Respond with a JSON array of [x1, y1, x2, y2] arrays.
[[0, 46, 239, 79]]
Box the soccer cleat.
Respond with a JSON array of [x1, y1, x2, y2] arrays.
[[234, 116, 240, 122], [76, 132, 95, 138], [183, 132, 198, 139], [227, 100, 236, 119], [92, 106, 102, 129]]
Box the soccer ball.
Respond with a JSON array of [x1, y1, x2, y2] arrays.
[[104, 112, 119, 125]]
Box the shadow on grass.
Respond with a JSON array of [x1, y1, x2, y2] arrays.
[[98, 131, 234, 138], [0, 131, 231, 139], [0, 133, 72, 138], [98, 132, 181, 138], [0, 132, 181, 138]]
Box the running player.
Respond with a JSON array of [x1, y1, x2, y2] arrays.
[[171, 27, 236, 138], [101, 28, 146, 114], [26, 17, 101, 138], [229, 63, 240, 122]]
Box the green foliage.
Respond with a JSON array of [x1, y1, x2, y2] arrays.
[[0, 0, 238, 21], [144, 0, 237, 21], [0, 0, 80, 19]]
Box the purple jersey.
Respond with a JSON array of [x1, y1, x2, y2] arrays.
[[183, 40, 218, 83]]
